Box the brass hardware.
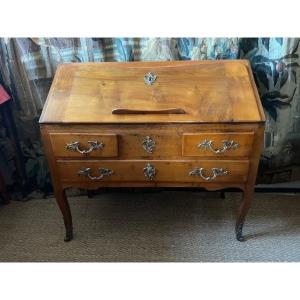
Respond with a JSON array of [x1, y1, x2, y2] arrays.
[[142, 136, 155, 153], [189, 167, 228, 181], [66, 140, 104, 154], [144, 72, 157, 85], [197, 139, 239, 154], [78, 167, 114, 180], [143, 163, 156, 180]]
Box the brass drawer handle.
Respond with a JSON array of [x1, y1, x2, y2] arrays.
[[142, 136, 155, 153], [143, 163, 156, 180], [189, 167, 228, 181], [197, 139, 239, 154], [66, 141, 104, 154], [78, 167, 114, 180]]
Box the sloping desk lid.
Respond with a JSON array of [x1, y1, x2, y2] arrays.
[[39, 60, 265, 124]]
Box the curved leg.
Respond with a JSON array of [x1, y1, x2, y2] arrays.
[[54, 188, 73, 242], [236, 188, 253, 242], [234, 125, 263, 242]]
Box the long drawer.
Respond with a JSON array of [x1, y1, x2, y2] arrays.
[[182, 132, 254, 157], [57, 160, 249, 183]]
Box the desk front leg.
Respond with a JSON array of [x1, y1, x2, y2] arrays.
[[236, 187, 253, 242], [54, 187, 73, 242]]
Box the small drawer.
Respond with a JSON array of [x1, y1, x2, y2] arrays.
[[49, 133, 118, 158], [57, 160, 249, 183], [182, 132, 254, 157]]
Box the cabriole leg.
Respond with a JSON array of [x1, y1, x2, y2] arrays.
[[236, 188, 253, 242], [54, 188, 73, 242]]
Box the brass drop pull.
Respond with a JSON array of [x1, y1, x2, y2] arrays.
[[142, 136, 155, 153], [78, 167, 114, 180], [66, 141, 104, 154], [143, 163, 156, 180], [189, 167, 228, 181], [197, 139, 239, 154]]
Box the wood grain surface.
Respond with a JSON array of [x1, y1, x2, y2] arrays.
[[39, 60, 264, 124]]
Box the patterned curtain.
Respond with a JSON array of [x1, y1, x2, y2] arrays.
[[0, 38, 299, 196]]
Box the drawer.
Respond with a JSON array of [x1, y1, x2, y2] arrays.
[[182, 132, 254, 157], [57, 160, 249, 183], [49, 133, 118, 158], [119, 134, 180, 158]]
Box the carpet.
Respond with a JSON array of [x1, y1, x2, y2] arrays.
[[0, 191, 299, 262]]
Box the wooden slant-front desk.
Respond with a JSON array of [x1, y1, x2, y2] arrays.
[[39, 60, 265, 242]]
